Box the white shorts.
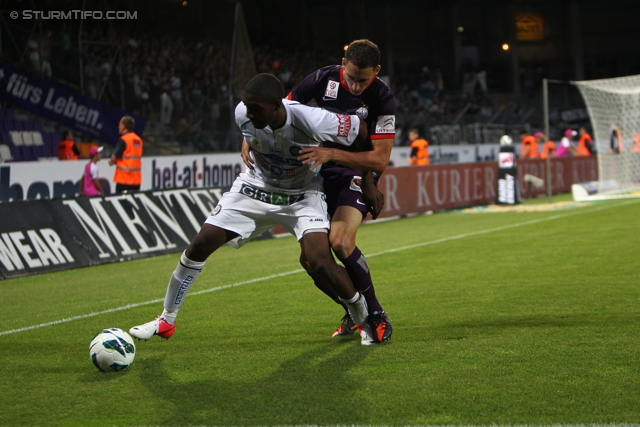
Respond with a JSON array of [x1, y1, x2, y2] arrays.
[[204, 178, 330, 248]]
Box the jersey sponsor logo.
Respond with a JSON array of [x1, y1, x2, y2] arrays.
[[261, 152, 301, 166], [239, 184, 305, 205], [356, 106, 369, 119], [324, 80, 339, 100], [375, 115, 395, 134], [336, 114, 352, 137]]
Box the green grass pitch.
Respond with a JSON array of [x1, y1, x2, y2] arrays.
[[1, 194, 639, 426]]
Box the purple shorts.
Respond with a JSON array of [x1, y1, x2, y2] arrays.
[[323, 174, 367, 218]]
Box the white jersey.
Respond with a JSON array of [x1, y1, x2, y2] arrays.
[[235, 99, 360, 190]]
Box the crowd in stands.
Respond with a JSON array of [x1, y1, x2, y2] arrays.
[[9, 20, 526, 153]]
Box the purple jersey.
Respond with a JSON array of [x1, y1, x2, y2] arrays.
[[288, 65, 396, 183]]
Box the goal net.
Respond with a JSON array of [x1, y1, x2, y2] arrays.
[[572, 75, 640, 199]]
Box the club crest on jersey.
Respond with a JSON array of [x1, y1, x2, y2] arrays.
[[249, 137, 263, 151], [375, 115, 395, 134], [324, 80, 339, 100], [356, 106, 368, 119]]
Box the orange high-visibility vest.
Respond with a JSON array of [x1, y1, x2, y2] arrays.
[[540, 141, 555, 159], [113, 132, 143, 185], [521, 135, 540, 158], [57, 139, 78, 160], [577, 133, 592, 156], [409, 138, 430, 165]]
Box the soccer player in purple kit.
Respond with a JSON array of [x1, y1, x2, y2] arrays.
[[242, 39, 395, 344], [130, 73, 376, 345]]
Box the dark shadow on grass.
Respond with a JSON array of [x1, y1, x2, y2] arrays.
[[139, 343, 374, 425], [429, 313, 626, 340]]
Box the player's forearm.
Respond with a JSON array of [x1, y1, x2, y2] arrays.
[[327, 149, 388, 173]]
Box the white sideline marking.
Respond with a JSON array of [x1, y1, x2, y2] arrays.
[[1, 199, 637, 337]]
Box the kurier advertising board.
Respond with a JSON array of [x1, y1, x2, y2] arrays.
[[374, 156, 597, 219]]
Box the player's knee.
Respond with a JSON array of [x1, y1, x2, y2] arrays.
[[329, 235, 355, 259], [307, 254, 335, 277], [299, 253, 314, 274]]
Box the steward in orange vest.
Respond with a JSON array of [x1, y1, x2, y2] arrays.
[[534, 132, 554, 159], [408, 128, 429, 165], [57, 130, 79, 160], [577, 127, 592, 156], [109, 116, 143, 193], [540, 140, 555, 159], [520, 131, 539, 158]]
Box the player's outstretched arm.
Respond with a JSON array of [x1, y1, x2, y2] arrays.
[[240, 139, 254, 170]]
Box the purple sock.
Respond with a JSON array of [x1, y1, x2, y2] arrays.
[[310, 272, 348, 313], [339, 247, 384, 313]]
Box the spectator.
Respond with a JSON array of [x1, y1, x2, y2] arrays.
[[79, 146, 104, 197], [170, 72, 184, 119], [57, 130, 79, 161], [556, 129, 577, 158], [408, 128, 430, 165]]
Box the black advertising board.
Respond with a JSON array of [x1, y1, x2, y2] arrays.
[[0, 188, 226, 279]]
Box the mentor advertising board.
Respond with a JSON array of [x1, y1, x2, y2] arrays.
[[0, 188, 225, 279]]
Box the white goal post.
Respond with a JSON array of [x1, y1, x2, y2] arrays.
[[570, 75, 640, 200]]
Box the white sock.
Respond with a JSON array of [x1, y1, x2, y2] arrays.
[[161, 251, 205, 324], [339, 292, 368, 326]]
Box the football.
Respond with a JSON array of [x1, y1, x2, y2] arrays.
[[89, 328, 136, 372]]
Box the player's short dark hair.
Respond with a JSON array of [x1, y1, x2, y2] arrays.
[[63, 130, 73, 139], [345, 39, 380, 69], [244, 73, 284, 103], [121, 115, 135, 131]]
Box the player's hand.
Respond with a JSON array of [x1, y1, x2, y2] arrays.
[[361, 181, 384, 219], [240, 139, 254, 170], [298, 147, 333, 170]]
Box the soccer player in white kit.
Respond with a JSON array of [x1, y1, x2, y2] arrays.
[[129, 73, 375, 345]]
